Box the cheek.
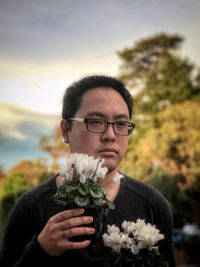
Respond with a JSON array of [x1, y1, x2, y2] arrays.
[[69, 131, 98, 154], [120, 139, 129, 154]]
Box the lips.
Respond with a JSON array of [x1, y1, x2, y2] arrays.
[[99, 148, 118, 154]]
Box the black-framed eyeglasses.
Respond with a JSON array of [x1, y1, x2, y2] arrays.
[[67, 118, 135, 136]]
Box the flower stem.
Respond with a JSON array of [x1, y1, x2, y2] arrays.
[[91, 158, 102, 180]]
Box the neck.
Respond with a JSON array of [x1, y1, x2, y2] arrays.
[[99, 170, 121, 201], [98, 169, 118, 187]]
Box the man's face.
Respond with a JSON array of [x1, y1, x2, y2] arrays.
[[63, 87, 130, 173]]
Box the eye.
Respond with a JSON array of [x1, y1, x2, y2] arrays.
[[87, 119, 103, 126], [115, 121, 127, 128]]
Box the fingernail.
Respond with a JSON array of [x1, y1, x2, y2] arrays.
[[88, 217, 93, 222], [88, 228, 95, 234], [78, 208, 84, 214]]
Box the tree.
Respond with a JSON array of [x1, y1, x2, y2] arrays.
[[1, 173, 30, 218], [124, 101, 200, 223], [39, 126, 69, 172], [120, 101, 200, 223], [118, 33, 200, 224], [118, 33, 200, 114], [9, 158, 48, 186], [0, 165, 6, 181]]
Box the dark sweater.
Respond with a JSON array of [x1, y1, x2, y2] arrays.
[[0, 175, 176, 266]]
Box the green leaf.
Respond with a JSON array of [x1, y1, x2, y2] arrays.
[[89, 188, 104, 198], [65, 184, 78, 192], [78, 183, 89, 196], [74, 195, 90, 207], [107, 200, 115, 210], [93, 198, 104, 206]]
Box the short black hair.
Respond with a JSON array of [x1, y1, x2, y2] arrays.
[[62, 75, 133, 119]]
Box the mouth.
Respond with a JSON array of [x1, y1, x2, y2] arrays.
[[98, 148, 118, 156]]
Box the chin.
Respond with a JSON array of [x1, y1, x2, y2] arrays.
[[102, 158, 119, 171]]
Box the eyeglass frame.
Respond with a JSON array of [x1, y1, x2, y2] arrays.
[[65, 117, 135, 136]]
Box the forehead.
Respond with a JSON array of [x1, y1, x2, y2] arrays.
[[76, 87, 129, 118]]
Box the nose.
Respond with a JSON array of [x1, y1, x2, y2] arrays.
[[101, 123, 116, 140]]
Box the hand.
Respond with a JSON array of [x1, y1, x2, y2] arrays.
[[37, 208, 95, 256]]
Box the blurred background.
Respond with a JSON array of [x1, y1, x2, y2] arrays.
[[0, 0, 200, 266]]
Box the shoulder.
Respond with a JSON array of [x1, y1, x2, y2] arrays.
[[11, 175, 57, 211], [121, 175, 170, 210]]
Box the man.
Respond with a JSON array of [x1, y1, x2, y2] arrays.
[[0, 75, 176, 266]]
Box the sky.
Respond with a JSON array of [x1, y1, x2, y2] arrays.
[[0, 0, 200, 170], [0, 0, 200, 114]]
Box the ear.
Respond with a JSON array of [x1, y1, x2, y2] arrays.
[[60, 119, 69, 143]]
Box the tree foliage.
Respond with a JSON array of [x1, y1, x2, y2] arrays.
[[118, 33, 200, 114], [118, 34, 183, 78], [118, 33, 200, 224], [9, 158, 48, 186], [39, 126, 69, 172], [1, 173, 30, 218]]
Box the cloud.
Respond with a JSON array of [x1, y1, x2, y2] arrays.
[[0, 0, 199, 67], [0, 102, 60, 170], [0, 103, 59, 140], [0, 78, 72, 113]]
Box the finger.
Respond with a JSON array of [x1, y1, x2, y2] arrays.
[[63, 226, 95, 239], [60, 239, 91, 251], [50, 208, 84, 223], [58, 216, 94, 231]]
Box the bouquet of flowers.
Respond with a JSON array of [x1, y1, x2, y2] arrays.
[[52, 153, 124, 242], [52, 153, 122, 209], [102, 219, 169, 267]]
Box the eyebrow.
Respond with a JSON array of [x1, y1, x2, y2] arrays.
[[85, 111, 130, 120]]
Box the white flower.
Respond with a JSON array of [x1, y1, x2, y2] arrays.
[[136, 222, 164, 249], [54, 153, 115, 209], [59, 163, 74, 182], [59, 153, 108, 185], [107, 224, 120, 235], [131, 242, 142, 255], [79, 174, 86, 183], [103, 219, 165, 255], [75, 154, 96, 179], [121, 219, 164, 251], [112, 172, 124, 183], [93, 163, 108, 181], [103, 225, 131, 254]]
